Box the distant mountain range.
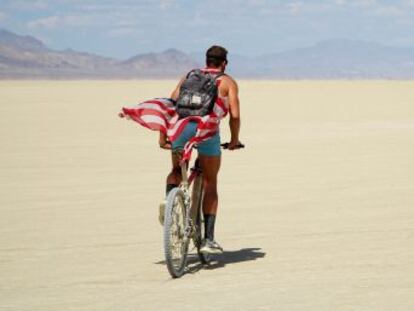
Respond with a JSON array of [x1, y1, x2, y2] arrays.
[[1, 28, 414, 79], [0, 29, 198, 79]]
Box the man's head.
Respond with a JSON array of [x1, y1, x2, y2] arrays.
[[206, 45, 228, 70]]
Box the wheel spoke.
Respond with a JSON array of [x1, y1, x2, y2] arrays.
[[169, 193, 186, 265]]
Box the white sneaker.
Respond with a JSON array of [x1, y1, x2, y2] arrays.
[[200, 239, 223, 254], [159, 200, 166, 225]]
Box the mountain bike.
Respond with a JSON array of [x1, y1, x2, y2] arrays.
[[163, 142, 244, 278]]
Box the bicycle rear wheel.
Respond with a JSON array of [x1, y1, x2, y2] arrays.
[[196, 210, 212, 264], [191, 175, 212, 265], [163, 188, 189, 278]]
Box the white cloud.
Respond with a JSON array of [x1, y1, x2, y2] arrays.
[[159, 0, 175, 10], [287, 2, 304, 14], [28, 16, 59, 29], [332, 0, 377, 7], [373, 6, 404, 17], [27, 15, 91, 29], [108, 27, 137, 37], [353, 0, 377, 6], [247, 0, 267, 5], [75, 2, 150, 12], [0, 11, 7, 22], [8, 0, 49, 10]]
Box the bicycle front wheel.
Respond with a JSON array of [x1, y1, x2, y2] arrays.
[[163, 188, 189, 278]]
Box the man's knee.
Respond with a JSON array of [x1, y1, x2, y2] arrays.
[[170, 166, 181, 177], [204, 178, 218, 193]]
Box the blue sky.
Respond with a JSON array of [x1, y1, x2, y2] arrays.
[[1, 0, 413, 58]]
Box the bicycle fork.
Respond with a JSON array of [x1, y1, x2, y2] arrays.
[[180, 161, 202, 243]]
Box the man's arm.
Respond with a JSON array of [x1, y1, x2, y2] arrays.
[[170, 77, 185, 101], [227, 78, 241, 150]]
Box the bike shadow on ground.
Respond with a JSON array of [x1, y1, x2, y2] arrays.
[[155, 247, 266, 274]]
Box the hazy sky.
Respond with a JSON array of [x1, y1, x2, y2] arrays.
[[1, 0, 413, 58]]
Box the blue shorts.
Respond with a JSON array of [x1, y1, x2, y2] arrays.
[[172, 122, 221, 157]]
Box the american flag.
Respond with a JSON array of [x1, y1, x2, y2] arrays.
[[121, 91, 228, 161]]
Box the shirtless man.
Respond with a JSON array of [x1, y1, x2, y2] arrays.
[[160, 45, 241, 254]]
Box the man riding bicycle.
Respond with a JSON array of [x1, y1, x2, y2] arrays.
[[159, 45, 242, 254]]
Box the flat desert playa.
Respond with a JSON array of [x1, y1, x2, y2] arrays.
[[0, 80, 413, 311]]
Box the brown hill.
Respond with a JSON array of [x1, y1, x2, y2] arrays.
[[0, 29, 199, 79]]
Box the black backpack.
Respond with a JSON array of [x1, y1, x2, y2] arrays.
[[176, 69, 224, 118]]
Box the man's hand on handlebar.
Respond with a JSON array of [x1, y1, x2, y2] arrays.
[[221, 141, 245, 150]]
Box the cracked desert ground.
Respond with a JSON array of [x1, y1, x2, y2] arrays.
[[1, 80, 413, 311]]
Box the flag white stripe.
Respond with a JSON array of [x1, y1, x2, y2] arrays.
[[140, 114, 166, 125]]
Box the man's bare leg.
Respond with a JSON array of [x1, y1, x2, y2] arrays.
[[159, 151, 182, 225], [199, 154, 223, 253], [166, 150, 183, 191], [199, 154, 221, 215]]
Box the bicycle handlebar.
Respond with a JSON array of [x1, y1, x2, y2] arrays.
[[221, 142, 245, 150]]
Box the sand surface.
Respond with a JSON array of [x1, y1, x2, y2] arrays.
[[1, 80, 413, 310]]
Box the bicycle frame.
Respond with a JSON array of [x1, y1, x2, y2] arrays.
[[178, 158, 203, 237], [179, 159, 200, 189]]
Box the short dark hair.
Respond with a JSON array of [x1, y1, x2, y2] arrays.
[[206, 45, 228, 68]]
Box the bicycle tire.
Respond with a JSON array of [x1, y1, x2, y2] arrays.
[[196, 208, 212, 264], [191, 174, 212, 265], [163, 188, 189, 278]]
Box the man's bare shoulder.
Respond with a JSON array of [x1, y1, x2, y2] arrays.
[[221, 73, 238, 88]]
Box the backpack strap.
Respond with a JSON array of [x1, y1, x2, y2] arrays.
[[213, 72, 225, 81], [200, 68, 225, 79], [187, 69, 225, 86], [186, 69, 201, 79]]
